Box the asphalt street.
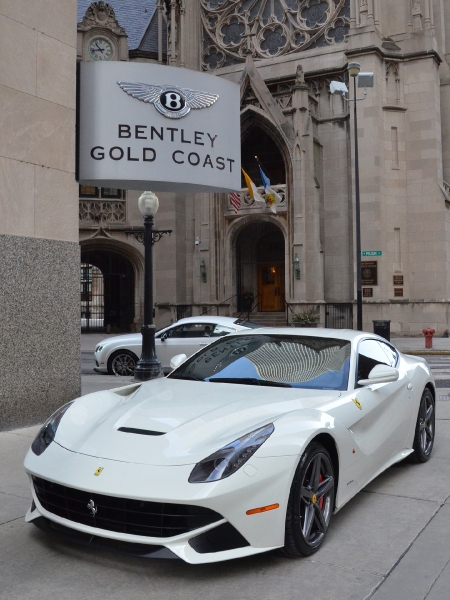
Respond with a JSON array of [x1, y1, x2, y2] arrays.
[[2, 336, 450, 599]]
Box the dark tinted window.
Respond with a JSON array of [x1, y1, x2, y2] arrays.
[[357, 339, 393, 384]]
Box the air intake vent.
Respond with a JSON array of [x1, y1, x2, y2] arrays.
[[117, 427, 165, 436]]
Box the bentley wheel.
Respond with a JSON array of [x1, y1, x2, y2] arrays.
[[108, 351, 138, 376], [410, 389, 435, 463], [282, 442, 335, 557]]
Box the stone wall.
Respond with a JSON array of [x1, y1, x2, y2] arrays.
[[0, 1, 79, 430]]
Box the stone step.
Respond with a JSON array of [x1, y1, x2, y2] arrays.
[[235, 312, 287, 327]]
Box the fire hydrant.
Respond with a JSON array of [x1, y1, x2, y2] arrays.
[[422, 328, 435, 349]]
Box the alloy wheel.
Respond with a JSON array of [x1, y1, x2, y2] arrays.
[[299, 452, 334, 547]]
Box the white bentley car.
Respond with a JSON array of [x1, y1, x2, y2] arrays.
[[94, 316, 260, 376], [24, 329, 435, 564]]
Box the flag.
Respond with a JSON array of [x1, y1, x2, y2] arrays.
[[259, 166, 282, 214], [229, 191, 241, 214], [242, 168, 265, 203]]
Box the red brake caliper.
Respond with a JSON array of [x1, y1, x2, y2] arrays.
[[318, 474, 324, 510]]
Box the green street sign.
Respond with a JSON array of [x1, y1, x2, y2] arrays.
[[362, 251, 382, 257]]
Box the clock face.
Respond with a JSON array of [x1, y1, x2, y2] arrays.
[[88, 37, 114, 61]]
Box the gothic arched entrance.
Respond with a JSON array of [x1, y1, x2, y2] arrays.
[[236, 221, 285, 312], [80, 250, 135, 333]]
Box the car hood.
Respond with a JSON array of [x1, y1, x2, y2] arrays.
[[95, 334, 142, 348], [55, 378, 340, 466]]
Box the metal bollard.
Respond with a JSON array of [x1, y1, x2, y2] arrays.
[[422, 328, 435, 349]]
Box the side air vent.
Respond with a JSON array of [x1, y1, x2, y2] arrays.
[[117, 427, 165, 436]]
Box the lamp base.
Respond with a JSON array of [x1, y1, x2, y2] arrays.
[[133, 360, 162, 381]]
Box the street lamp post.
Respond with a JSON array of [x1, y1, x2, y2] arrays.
[[134, 191, 162, 381], [330, 63, 373, 331], [349, 62, 363, 332]]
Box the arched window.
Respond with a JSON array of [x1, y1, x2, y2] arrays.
[[241, 127, 286, 188]]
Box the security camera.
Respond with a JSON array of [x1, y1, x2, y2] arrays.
[[195, 237, 201, 246], [330, 81, 349, 96]]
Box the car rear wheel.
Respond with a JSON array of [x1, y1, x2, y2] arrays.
[[282, 442, 335, 557], [108, 350, 138, 376], [409, 388, 435, 463]]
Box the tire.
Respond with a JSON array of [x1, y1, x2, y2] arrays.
[[107, 350, 138, 376], [282, 442, 335, 557], [409, 388, 435, 463]]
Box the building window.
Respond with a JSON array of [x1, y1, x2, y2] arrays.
[[79, 185, 98, 197], [79, 185, 123, 199]]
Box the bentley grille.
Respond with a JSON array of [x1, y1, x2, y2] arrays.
[[32, 476, 222, 538]]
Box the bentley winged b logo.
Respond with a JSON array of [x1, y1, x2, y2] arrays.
[[117, 81, 219, 119]]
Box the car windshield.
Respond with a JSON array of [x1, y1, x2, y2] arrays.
[[169, 334, 351, 390]]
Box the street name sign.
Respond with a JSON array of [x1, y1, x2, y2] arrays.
[[362, 251, 382, 256], [77, 62, 241, 193]]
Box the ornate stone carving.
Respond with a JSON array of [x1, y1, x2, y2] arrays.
[[201, 0, 350, 70], [79, 201, 126, 224], [227, 185, 287, 212], [78, 1, 126, 34]]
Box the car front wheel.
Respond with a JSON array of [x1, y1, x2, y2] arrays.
[[108, 350, 138, 376], [410, 388, 435, 463], [282, 442, 335, 557]]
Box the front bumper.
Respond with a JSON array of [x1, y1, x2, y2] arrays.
[[24, 441, 297, 564]]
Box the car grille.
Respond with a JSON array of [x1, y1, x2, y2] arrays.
[[32, 476, 222, 538]]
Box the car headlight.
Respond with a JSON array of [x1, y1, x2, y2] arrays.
[[95, 345, 103, 353], [188, 423, 274, 483], [31, 402, 74, 456]]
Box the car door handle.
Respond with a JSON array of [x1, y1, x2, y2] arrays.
[[407, 383, 413, 390], [199, 343, 208, 346]]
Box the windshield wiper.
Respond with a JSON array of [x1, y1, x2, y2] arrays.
[[209, 377, 291, 388], [169, 374, 204, 381]]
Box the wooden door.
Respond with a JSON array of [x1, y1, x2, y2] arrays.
[[258, 264, 284, 311]]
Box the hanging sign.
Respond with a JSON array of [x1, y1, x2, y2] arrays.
[[77, 62, 241, 193]]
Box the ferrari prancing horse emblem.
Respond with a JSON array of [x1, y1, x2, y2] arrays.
[[352, 398, 363, 410], [94, 467, 104, 476], [117, 81, 219, 119]]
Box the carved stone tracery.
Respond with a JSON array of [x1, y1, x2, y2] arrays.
[[78, 1, 126, 34], [201, 0, 350, 70]]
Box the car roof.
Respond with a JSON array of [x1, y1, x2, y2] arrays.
[[175, 316, 246, 326], [223, 327, 392, 344]]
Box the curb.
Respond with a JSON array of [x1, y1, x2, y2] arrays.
[[403, 350, 450, 355]]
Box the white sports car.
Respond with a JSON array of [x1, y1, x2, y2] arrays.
[[24, 329, 435, 564], [94, 316, 260, 376]]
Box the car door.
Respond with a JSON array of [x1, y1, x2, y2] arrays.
[[325, 338, 411, 486], [350, 339, 411, 475]]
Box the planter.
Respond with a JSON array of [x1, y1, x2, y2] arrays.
[[292, 323, 318, 328]]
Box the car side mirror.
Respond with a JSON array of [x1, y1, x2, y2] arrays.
[[160, 332, 168, 342], [357, 364, 399, 386], [170, 354, 187, 370]]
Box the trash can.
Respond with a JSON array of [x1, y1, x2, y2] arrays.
[[373, 320, 391, 342]]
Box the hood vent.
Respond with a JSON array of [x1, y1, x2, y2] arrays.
[[118, 427, 166, 436]]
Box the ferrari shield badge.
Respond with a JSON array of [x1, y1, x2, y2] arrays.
[[94, 467, 104, 476], [352, 398, 363, 410]]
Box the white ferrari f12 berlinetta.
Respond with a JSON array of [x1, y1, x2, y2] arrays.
[[24, 329, 435, 563]]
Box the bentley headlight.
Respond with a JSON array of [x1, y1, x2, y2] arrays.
[[189, 423, 274, 483], [31, 402, 74, 456]]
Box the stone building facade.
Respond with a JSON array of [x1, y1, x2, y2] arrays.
[[77, 0, 450, 336], [0, 1, 80, 429]]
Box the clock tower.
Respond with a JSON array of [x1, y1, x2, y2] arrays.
[[77, 0, 128, 62]]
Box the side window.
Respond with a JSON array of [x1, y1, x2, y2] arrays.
[[181, 323, 211, 337], [356, 340, 391, 385], [377, 341, 398, 367], [211, 325, 236, 338], [164, 325, 185, 339]]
